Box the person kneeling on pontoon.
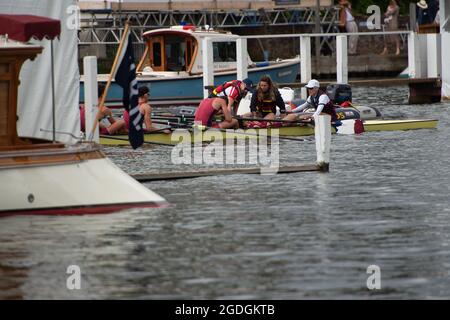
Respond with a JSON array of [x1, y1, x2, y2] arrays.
[[284, 79, 337, 122], [194, 97, 239, 129]]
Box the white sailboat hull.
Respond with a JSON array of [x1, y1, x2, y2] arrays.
[[0, 146, 167, 216]]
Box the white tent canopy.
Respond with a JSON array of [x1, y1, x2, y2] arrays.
[[0, 0, 80, 143]]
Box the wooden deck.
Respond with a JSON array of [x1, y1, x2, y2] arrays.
[[131, 164, 326, 182]]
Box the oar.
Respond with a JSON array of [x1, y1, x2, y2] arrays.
[[152, 112, 196, 119]]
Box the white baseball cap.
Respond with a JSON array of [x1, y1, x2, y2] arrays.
[[305, 79, 320, 89]]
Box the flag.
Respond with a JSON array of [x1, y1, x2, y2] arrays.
[[115, 33, 144, 149]]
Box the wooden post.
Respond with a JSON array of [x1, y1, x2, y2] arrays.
[[300, 36, 311, 100], [236, 38, 248, 80], [202, 37, 214, 99], [315, 114, 331, 172], [83, 56, 99, 143], [336, 35, 348, 84]]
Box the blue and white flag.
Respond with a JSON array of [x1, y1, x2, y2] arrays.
[[114, 34, 144, 149]]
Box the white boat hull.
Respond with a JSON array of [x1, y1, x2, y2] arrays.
[[0, 145, 167, 216]]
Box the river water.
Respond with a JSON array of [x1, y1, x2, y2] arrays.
[[1, 86, 450, 299]]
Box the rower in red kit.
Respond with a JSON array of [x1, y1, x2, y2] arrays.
[[194, 97, 239, 129], [210, 78, 253, 115]]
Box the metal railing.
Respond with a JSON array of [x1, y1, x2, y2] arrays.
[[78, 6, 340, 45]]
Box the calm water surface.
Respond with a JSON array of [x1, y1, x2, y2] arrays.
[[1, 86, 450, 299]]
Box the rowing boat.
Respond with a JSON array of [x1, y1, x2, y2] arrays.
[[363, 119, 438, 132], [100, 124, 317, 146], [99, 118, 438, 146]]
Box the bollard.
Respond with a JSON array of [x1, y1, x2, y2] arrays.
[[315, 114, 331, 172]]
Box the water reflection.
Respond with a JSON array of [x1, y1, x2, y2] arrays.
[[1, 86, 450, 299]]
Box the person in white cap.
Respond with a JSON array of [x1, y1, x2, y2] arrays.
[[284, 79, 337, 122]]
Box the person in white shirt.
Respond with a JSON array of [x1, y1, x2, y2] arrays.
[[284, 79, 337, 122]]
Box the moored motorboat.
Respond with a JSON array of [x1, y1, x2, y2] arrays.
[[80, 25, 300, 107]]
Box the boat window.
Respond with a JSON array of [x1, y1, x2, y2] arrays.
[[153, 42, 162, 67], [213, 42, 236, 62], [165, 35, 187, 72]]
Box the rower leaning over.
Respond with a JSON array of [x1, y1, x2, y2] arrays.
[[210, 78, 253, 115], [284, 79, 337, 122], [194, 97, 239, 129]]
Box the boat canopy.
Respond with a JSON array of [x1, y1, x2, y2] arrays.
[[139, 30, 198, 73], [0, 14, 61, 42], [138, 27, 240, 74]]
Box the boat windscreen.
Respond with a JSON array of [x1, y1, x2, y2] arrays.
[[165, 35, 187, 72], [213, 42, 236, 62]]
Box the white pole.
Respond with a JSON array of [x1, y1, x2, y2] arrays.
[[427, 33, 442, 78], [236, 38, 248, 80], [408, 32, 423, 78], [336, 35, 348, 84], [440, 0, 450, 100], [300, 36, 311, 100], [202, 37, 214, 99], [442, 32, 450, 100], [315, 114, 331, 171], [83, 56, 99, 143]]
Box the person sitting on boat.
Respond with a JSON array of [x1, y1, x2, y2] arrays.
[[210, 78, 254, 115], [123, 86, 171, 134], [244, 75, 286, 121], [194, 97, 239, 129], [284, 79, 337, 122], [80, 84, 128, 135]]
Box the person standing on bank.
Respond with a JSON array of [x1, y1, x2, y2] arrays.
[[381, 0, 400, 56], [245, 75, 286, 120], [284, 79, 337, 122], [338, 0, 358, 55]]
